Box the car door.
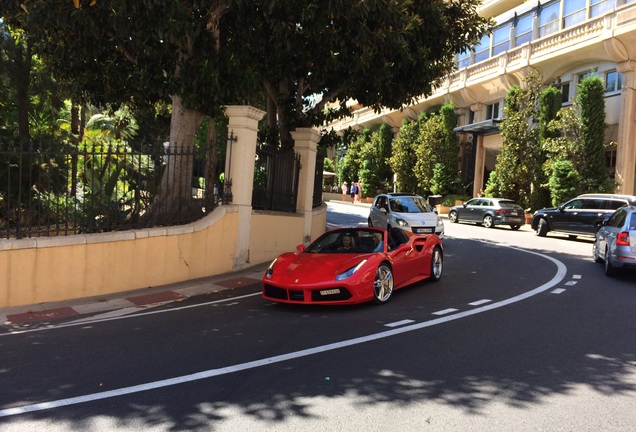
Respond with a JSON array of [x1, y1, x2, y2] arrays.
[[549, 198, 583, 232], [459, 198, 481, 222], [390, 235, 430, 287], [572, 199, 606, 235]]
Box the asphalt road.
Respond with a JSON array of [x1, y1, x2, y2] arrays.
[[1, 202, 635, 431]]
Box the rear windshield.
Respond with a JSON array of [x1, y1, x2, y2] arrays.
[[499, 201, 523, 209]]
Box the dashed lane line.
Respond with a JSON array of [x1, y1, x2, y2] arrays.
[[0, 247, 567, 418]]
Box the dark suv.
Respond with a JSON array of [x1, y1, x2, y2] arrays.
[[531, 193, 636, 239]]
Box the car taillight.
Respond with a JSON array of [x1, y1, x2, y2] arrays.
[[617, 232, 630, 246], [495, 209, 504, 214]]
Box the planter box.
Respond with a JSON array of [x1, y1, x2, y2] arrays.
[[436, 204, 451, 215]]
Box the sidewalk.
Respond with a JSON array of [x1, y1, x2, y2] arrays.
[[3, 199, 390, 328], [1, 262, 270, 328]]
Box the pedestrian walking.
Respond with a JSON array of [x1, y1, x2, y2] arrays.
[[341, 182, 348, 201], [350, 182, 357, 203], [355, 181, 362, 203]]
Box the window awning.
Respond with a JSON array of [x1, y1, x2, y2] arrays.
[[453, 118, 503, 134]]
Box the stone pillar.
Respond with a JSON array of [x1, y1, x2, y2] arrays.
[[473, 134, 486, 197], [615, 61, 636, 195], [291, 127, 320, 243], [224, 105, 266, 269]]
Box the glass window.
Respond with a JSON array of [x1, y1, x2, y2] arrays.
[[457, 51, 471, 69], [474, 34, 491, 63], [605, 70, 623, 93], [515, 13, 534, 45], [591, 0, 614, 17], [539, 1, 561, 37], [492, 24, 510, 56], [579, 70, 598, 83], [554, 82, 571, 103], [609, 208, 627, 227], [486, 102, 500, 120], [564, 0, 587, 28]]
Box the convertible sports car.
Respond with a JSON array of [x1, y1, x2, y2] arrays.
[[262, 227, 443, 305]]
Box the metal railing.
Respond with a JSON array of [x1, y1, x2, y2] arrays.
[[0, 140, 219, 239]]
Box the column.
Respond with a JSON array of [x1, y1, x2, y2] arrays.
[[615, 61, 636, 195], [224, 105, 266, 269], [291, 128, 320, 244]]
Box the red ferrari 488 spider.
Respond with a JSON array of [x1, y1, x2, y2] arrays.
[[262, 227, 443, 305]]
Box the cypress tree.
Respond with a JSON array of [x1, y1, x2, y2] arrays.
[[577, 76, 611, 192]]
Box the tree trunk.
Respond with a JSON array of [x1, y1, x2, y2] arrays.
[[204, 117, 219, 210], [149, 94, 202, 224]]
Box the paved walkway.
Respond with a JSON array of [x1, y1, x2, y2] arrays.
[[0, 262, 270, 328]]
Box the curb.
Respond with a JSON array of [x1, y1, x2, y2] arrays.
[[1, 262, 269, 328]]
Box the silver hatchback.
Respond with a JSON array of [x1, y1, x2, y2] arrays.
[[368, 193, 444, 238], [593, 205, 636, 276]]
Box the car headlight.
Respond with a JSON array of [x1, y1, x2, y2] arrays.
[[436, 218, 444, 227], [336, 260, 367, 281], [394, 217, 408, 227], [265, 258, 277, 278]]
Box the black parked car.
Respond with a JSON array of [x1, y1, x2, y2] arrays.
[[531, 193, 636, 239], [448, 197, 525, 230]]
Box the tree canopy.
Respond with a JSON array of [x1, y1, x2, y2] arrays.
[[1, 0, 491, 142]]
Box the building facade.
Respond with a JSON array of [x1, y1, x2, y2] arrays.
[[328, 0, 636, 198]]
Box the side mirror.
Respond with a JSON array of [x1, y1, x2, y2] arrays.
[[432, 207, 438, 214], [296, 244, 305, 253], [379, 208, 387, 214]]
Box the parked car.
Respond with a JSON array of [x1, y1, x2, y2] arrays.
[[593, 205, 636, 276], [262, 227, 443, 305], [532, 194, 636, 239], [448, 197, 525, 230], [368, 193, 444, 237]]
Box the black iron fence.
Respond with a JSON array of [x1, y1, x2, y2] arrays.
[[0, 140, 218, 239], [252, 145, 301, 212]]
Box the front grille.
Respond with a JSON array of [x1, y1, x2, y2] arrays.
[[289, 290, 304, 301], [263, 284, 288, 300]]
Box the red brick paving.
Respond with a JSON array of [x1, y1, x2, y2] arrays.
[[7, 307, 79, 324]]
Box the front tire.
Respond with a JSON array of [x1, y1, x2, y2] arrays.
[[536, 218, 549, 237], [373, 263, 394, 304], [429, 246, 443, 282], [482, 215, 494, 228], [448, 210, 458, 223]]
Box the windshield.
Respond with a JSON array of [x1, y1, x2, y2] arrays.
[[305, 229, 385, 254], [499, 200, 523, 210], [389, 196, 432, 213]]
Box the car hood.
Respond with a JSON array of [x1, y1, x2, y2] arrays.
[[270, 252, 374, 284], [393, 211, 439, 225], [534, 207, 558, 215]]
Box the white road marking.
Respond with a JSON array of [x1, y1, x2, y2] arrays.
[[0, 293, 262, 336], [565, 281, 577, 286], [0, 247, 567, 418], [385, 319, 416, 328], [431, 308, 459, 315], [468, 299, 492, 306], [573, 274, 581, 279], [551, 288, 567, 294]]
